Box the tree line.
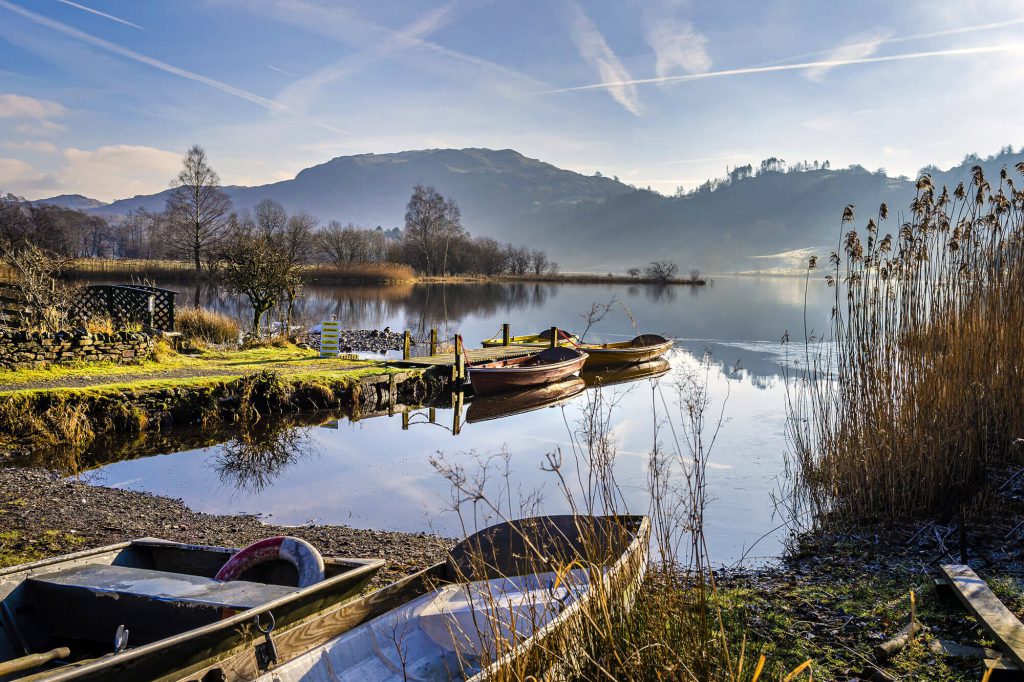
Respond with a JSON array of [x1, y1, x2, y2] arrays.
[[0, 145, 558, 280]]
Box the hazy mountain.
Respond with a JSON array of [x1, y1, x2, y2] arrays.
[[88, 146, 1024, 272], [36, 194, 108, 210]]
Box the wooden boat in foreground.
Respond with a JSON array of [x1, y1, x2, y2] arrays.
[[0, 538, 382, 681], [465, 377, 586, 423], [480, 329, 578, 349], [578, 334, 673, 368], [174, 515, 649, 682], [468, 347, 588, 395]]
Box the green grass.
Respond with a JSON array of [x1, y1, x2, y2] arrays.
[[0, 344, 391, 394], [0, 529, 84, 569]]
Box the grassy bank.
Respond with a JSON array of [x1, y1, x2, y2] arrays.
[[0, 343, 436, 451]]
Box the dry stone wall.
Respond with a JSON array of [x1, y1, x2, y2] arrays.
[[0, 330, 152, 370]]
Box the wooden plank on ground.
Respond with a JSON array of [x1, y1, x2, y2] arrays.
[[940, 564, 1024, 669]]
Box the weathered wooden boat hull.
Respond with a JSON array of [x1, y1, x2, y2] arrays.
[[172, 515, 650, 682], [468, 348, 588, 395], [465, 377, 586, 423], [0, 539, 382, 681], [579, 335, 673, 368]]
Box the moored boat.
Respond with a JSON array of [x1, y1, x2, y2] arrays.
[[465, 377, 586, 423], [578, 334, 673, 368], [480, 329, 578, 349], [468, 347, 588, 395], [0, 537, 382, 681], [175, 515, 649, 682]]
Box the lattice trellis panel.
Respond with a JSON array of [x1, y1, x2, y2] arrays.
[[69, 284, 177, 331]]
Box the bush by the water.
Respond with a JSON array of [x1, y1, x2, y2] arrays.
[[791, 163, 1024, 521], [177, 307, 240, 344]]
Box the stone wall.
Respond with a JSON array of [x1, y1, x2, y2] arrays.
[[0, 330, 153, 370]]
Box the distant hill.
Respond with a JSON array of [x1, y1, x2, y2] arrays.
[[85, 146, 1024, 272], [36, 194, 108, 210]]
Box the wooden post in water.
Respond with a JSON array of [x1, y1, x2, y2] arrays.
[[550, 326, 559, 349], [401, 411, 409, 430], [454, 334, 464, 381], [428, 407, 436, 423], [402, 331, 411, 360], [429, 328, 437, 356], [502, 323, 510, 346]]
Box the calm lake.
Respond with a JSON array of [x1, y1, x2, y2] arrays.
[[80, 276, 834, 566]]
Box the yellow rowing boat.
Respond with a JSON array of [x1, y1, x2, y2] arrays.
[[481, 329, 579, 348], [578, 334, 673, 368]]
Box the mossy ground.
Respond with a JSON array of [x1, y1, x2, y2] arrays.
[[709, 534, 1024, 680], [0, 343, 391, 394]]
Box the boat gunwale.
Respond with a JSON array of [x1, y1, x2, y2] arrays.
[[468, 352, 588, 374]]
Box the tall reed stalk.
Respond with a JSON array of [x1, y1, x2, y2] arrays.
[[790, 163, 1024, 521]]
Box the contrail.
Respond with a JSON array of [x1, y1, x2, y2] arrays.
[[541, 44, 1024, 94], [0, 0, 348, 134], [56, 0, 144, 31]]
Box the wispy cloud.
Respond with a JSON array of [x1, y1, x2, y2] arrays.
[[267, 64, 295, 77], [0, 0, 349, 134], [278, 2, 458, 112], [542, 43, 1024, 95], [2, 140, 58, 153], [642, 1, 711, 79], [56, 0, 144, 31], [564, 0, 640, 115], [804, 31, 889, 81], [0, 92, 66, 119]]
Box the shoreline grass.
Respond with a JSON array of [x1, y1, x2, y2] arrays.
[[38, 258, 709, 287], [789, 163, 1024, 523]]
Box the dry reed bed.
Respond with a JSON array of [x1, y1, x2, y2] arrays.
[[790, 162, 1024, 521]]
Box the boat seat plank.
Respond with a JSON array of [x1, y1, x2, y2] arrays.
[[26, 564, 298, 646], [940, 564, 1024, 669]]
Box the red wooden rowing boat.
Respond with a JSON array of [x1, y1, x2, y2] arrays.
[[468, 347, 588, 395]]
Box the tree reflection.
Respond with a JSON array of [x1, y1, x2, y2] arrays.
[[215, 419, 314, 493]]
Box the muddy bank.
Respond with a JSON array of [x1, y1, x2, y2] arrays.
[[0, 467, 451, 588]]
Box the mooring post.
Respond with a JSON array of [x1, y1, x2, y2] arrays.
[[428, 407, 436, 423], [429, 328, 437, 356], [403, 331, 411, 360], [454, 334, 464, 381], [502, 323, 510, 346], [550, 326, 559, 349], [401, 411, 409, 430]]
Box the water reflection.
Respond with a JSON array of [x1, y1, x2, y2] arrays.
[[215, 419, 316, 493], [464, 377, 586, 424], [69, 277, 832, 564]]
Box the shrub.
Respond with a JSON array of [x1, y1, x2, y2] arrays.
[[176, 306, 240, 344], [645, 260, 679, 282]]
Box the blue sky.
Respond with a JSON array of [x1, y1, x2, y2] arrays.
[[1, 0, 1022, 202]]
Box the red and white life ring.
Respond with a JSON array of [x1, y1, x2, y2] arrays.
[[215, 536, 325, 588]]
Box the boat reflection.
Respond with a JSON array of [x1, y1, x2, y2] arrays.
[[465, 377, 586, 424], [581, 358, 671, 387]]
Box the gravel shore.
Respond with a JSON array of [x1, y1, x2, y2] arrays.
[[0, 467, 451, 588]]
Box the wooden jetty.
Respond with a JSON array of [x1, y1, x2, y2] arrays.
[[391, 325, 564, 382], [940, 564, 1024, 674]]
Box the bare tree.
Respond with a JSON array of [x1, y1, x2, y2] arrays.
[[165, 145, 232, 271], [530, 249, 549, 276], [404, 185, 463, 276], [317, 221, 387, 264], [254, 198, 288, 239], [473, 237, 508, 276], [0, 241, 78, 332], [645, 260, 679, 282], [505, 245, 531, 275], [219, 233, 296, 335]]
